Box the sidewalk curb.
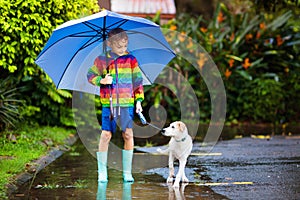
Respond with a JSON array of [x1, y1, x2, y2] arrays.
[[6, 133, 79, 196]]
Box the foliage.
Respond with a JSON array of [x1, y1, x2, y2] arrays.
[[221, 0, 300, 14], [154, 3, 300, 125], [19, 74, 75, 126], [211, 4, 300, 124], [0, 0, 99, 127], [237, 78, 284, 122], [0, 125, 74, 199], [0, 78, 23, 131], [253, 0, 300, 12]]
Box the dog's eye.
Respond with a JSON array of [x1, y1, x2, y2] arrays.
[[171, 126, 175, 129]]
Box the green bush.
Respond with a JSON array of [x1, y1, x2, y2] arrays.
[[237, 77, 284, 122], [0, 0, 99, 127]]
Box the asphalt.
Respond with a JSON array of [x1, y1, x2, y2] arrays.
[[197, 136, 300, 200], [145, 135, 300, 200]]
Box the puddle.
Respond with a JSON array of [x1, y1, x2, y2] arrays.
[[10, 140, 227, 200]]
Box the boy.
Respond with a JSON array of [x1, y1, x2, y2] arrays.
[[87, 28, 144, 182]]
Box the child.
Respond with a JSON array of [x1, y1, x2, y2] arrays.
[[87, 28, 144, 182]]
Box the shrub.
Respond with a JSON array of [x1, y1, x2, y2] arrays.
[[158, 3, 300, 124], [0, 0, 99, 127], [0, 78, 23, 131]]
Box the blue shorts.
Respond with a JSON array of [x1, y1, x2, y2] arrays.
[[102, 107, 134, 133]]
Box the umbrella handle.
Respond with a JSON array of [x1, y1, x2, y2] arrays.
[[137, 112, 147, 125]]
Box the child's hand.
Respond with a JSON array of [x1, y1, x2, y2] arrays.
[[136, 101, 143, 113], [100, 74, 113, 85]]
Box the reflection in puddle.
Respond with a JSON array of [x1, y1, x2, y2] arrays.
[[167, 182, 189, 200], [97, 182, 133, 200], [96, 181, 225, 200], [96, 182, 107, 200]]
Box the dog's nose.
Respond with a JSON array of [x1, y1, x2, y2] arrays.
[[161, 129, 165, 135]]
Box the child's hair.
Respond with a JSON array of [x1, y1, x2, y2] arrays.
[[108, 28, 128, 42]]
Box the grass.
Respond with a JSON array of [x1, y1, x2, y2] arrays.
[[0, 125, 75, 199]]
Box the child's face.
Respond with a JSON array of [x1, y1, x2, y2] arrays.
[[108, 38, 128, 56]]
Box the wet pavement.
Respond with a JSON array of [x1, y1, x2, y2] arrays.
[[10, 135, 300, 199], [197, 136, 300, 199]]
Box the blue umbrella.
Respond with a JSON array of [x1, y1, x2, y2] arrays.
[[35, 10, 175, 95]]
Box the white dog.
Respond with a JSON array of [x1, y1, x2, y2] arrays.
[[161, 121, 193, 188]]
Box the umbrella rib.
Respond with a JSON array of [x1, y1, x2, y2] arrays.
[[55, 36, 101, 88], [36, 30, 100, 61], [83, 21, 105, 33], [139, 67, 152, 84], [82, 19, 129, 40], [83, 20, 126, 34], [106, 19, 128, 30], [83, 19, 125, 31], [81, 36, 103, 50]]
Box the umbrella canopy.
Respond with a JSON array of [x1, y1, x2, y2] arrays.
[[35, 10, 175, 95]]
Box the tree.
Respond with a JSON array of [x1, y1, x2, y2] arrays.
[[0, 0, 99, 127]]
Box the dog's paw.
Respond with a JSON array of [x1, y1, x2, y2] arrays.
[[182, 176, 189, 183], [167, 176, 174, 183], [173, 182, 180, 188]]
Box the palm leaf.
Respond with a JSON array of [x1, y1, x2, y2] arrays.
[[267, 11, 292, 31]]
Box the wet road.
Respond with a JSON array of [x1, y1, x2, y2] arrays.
[[11, 135, 300, 199], [136, 135, 300, 199], [196, 136, 300, 199]]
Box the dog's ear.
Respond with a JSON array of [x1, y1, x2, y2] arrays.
[[177, 122, 186, 132]]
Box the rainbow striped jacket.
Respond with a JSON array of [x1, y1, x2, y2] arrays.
[[87, 51, 144, 107]]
